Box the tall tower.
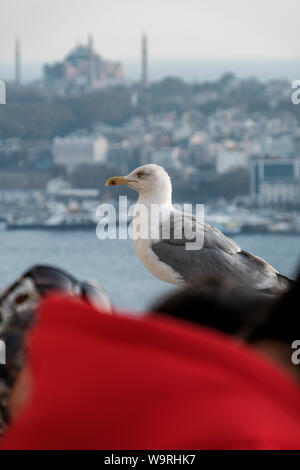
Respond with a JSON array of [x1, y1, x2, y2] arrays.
[[15, 37, 21, 86], [141, 34, 148, 88], [88, 34, 95, 88]]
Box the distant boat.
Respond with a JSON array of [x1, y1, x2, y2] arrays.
[[5, 209, 131, 230], [6, 212, 97, 230]]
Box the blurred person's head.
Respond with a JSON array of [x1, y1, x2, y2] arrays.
[[151, 276, 274, 339], [248, 270, 300, 381], [151, 273, 300, 383]]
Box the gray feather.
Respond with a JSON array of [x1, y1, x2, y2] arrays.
[[152, 213, 290, 292]]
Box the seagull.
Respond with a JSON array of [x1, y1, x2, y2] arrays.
[[106, 164, 292, 293]]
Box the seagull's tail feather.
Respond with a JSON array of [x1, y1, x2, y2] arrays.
[[276, 273, 295, 291], [261, 273, 294, 295], [239, 250, 293, 294]]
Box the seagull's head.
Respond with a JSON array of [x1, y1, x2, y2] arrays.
[[106, 164, 172, 203]]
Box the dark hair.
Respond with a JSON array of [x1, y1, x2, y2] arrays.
[[151, 277, 275, 340], [248, 271, 300, 344]]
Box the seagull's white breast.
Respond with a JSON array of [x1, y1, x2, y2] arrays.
[[132, 198, 184, 286]]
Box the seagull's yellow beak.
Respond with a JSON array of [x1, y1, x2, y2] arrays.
[[105, 176, 128, 186]]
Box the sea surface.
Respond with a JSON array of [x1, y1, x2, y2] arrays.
[[0, 228, 299, 313], [1, 58, 300, 83]]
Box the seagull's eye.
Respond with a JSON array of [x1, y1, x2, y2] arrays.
[[136, 170, 146, 178]]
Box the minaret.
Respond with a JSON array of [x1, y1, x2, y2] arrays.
[[141, 34, 148, 88], [88, 34, 94, 88], [15, 37, 21, 86]]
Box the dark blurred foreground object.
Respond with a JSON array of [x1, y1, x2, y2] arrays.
[[151, 277, 275, 339], [0, 265, 113, 436], [1, 295, 300, 450], [248, 270, 300, 343], [0, 265, 112, 325], [152, 275, 300, 384]]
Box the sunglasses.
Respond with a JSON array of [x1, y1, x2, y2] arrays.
[[0, 265, 113, 317]]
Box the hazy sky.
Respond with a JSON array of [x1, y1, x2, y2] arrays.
[[1, 0, 300, 63]]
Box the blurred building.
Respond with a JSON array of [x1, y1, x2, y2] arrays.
[[250, 156, 300, 208], [53, 135, 108, 168], [216, 142, 249, 174], [44, 35, 123, 94]]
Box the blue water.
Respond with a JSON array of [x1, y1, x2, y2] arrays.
[[1, 58, 300, 83], [0, 229, 299, 312]]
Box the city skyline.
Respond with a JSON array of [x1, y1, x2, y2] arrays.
[[2, 35, 300, 85], [1, 0, 300, 64]]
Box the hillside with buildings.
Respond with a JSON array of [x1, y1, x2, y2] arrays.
[[0, 35, 300, 210]]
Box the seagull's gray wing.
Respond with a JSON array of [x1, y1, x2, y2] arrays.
[[151, 212, 284, 291]]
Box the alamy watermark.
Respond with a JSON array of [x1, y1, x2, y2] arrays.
[[291, 340, 300, 365], [95, 197, 205, 251], [0, 340, 6, 364], [291, 80, 300, 105], [0, 80, 6, 105]]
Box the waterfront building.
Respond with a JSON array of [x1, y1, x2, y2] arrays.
[[250, 156, 300, 208], [53, 134, 108, 169], [216, 142, 249, 174]]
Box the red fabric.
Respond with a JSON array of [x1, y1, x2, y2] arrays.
[[1, 294, 300, 450]]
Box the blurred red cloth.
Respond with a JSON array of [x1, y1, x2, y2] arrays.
[[1, 294, 300, 450]]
